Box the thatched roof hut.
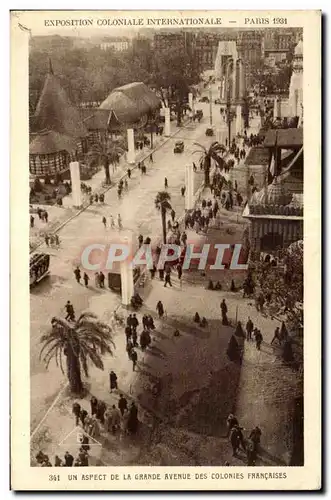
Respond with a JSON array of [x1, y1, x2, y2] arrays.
[[31, 65, 88, 138], [99, 82, 161, 126], [29, 130, 77, 155]]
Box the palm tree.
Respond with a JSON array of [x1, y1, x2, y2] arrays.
[[87, 140, 124, 185], [193, 141, 226, 186], [39, 312, 115, 394], [155, 191, 172, 244]]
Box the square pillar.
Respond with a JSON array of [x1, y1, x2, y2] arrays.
[[120, 236, 134, 306], [188, 92, 193, 111], [235, 105, 243, 136], [185, 164, 194, 210], [69, 161, 82, 208], [164, 108, 171, 137], [127, 128, 135, 164]]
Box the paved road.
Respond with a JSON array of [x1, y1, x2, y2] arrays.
[[30, 97, 229, 430]]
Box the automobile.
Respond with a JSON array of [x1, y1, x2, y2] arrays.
[[199, 96, 210, 103], [205, 128, 214, 137], [174, 140, 184, 153], [214, 99, 222, 105]]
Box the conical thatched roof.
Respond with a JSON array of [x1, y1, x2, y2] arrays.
[[99, 82, 160, 125], [29, 130, 77, 155], [32, 69, 88, 138]]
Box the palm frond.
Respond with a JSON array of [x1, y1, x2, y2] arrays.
[[193, 142, 207, 153]]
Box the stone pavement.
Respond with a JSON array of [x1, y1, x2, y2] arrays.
[[31, 193, 301, 467]]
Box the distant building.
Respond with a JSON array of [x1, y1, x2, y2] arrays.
[[100, 37, 130, 51], [236, 31, 264, 89]]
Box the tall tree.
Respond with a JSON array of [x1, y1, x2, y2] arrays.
[[155, 191, 172, 244], [193, 141, 226, 186], [87, 140, 125, 184], [40, 312, 115, 394]]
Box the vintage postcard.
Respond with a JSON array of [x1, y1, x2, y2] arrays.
[[11, 9, 321, 490]]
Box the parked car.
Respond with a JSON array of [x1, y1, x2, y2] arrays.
[[214, 99, 222, 105], [199, 96, 210, 103], [195, 109, 203, 122], [205, 128, 214, 137], [174, 140, 184, 153]]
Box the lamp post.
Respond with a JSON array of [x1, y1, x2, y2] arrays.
[[209, 85, 213, 126]]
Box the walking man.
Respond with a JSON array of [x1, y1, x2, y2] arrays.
[[127, 168, 131, 179], [164, 177, 168, 189], [30, 215, 34, 228], [110, 215, 115, 229], [83, 272, 89, 287], [102, 216, 107, 228], [117, 214, 123, 230], [109, 370, 118, 393], [164, 268, 172, 287], [118, 394, 128, 416], [130, 348, 138, 371], [271, 326, 282, 345], [255, 329, 263, 350], [74, 266, 81, 284], [156, 300, 164, 318], [99, 271, 105, 288], [246, 317, 254, 341]]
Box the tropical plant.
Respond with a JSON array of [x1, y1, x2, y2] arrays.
[[193, 141, 226, 186], [87, 140, 125, 184], [155, 191, 172, 244], [39, 312, 115, 394]]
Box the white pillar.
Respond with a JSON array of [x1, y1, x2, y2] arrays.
[[235, 105, 243, 136], [164, 108, 171, 136], [185, 164, 194, 210], [126, 128, 135, 164], [232, 58, 237, 101], [120, 236, 134, 306], [273, 97, 280, 120], [69, 161, 82, 208], [188, 92, 193, 111]]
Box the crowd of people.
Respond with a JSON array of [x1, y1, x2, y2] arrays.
[[35, 394, 139, 467], [226, 413, 262, 466]]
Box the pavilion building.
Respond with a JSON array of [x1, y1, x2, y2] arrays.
[[29, 63, 88, 178], [243, 128, 303, 257]]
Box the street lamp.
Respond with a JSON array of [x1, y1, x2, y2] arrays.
[[209, 85, 213, 126]]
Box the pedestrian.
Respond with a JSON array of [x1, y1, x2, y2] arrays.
[[74, 266, 81, 284], [96, 399, 106, 424], [72, 402, 81, 426], [125, 325, 132, 343], [99, 193, 104, 203], [220, 299, 228, 325], [50, 235, 55, 247], [65, 301, 75, 321], [95, 194, 99, 203], [80, 408, 88, 426], [54, 455, 63, 467], [280, 321, 289, 342], [149, 153, 153, 163], [99, 271, 105, 288], [83, 272, 89, 287], [30, 215, 34, 228], [130, 348, 138, 371], [44, 211, 49, 223], [230, 426, 241, 456], [90, 396, 98, 417], [127, 168, 131, 179], [94, 272, 100, 288], [164, 271, 172, 287], [226, 413, 239, 437], [246, 317, 254, 341], [127, 402, 139, 435], [90, 194, 94, 204], [55, 234, 60, 247], [124, 179, 128, 191], [118, 394, 128, 416], [109, 370, 118, 392], [255, 329, 263, 350], [64, 451, 74, 467], [271, 326, 282, 345], [102, 216, 107, 228], [44, 234, 50, 247], [158, 268, 164, 281], [110, 215, 115, 229], [110, 405, 121, 434], [126, 339, 133, 359], [117, 214, 122, 230], [164, 177, 168, 189], [181, 186, 186, 197], [131, 313, 139, 335], [37, 207, 42, 220], [177, 263, 182, 280], [155, 301, 164, 319]]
